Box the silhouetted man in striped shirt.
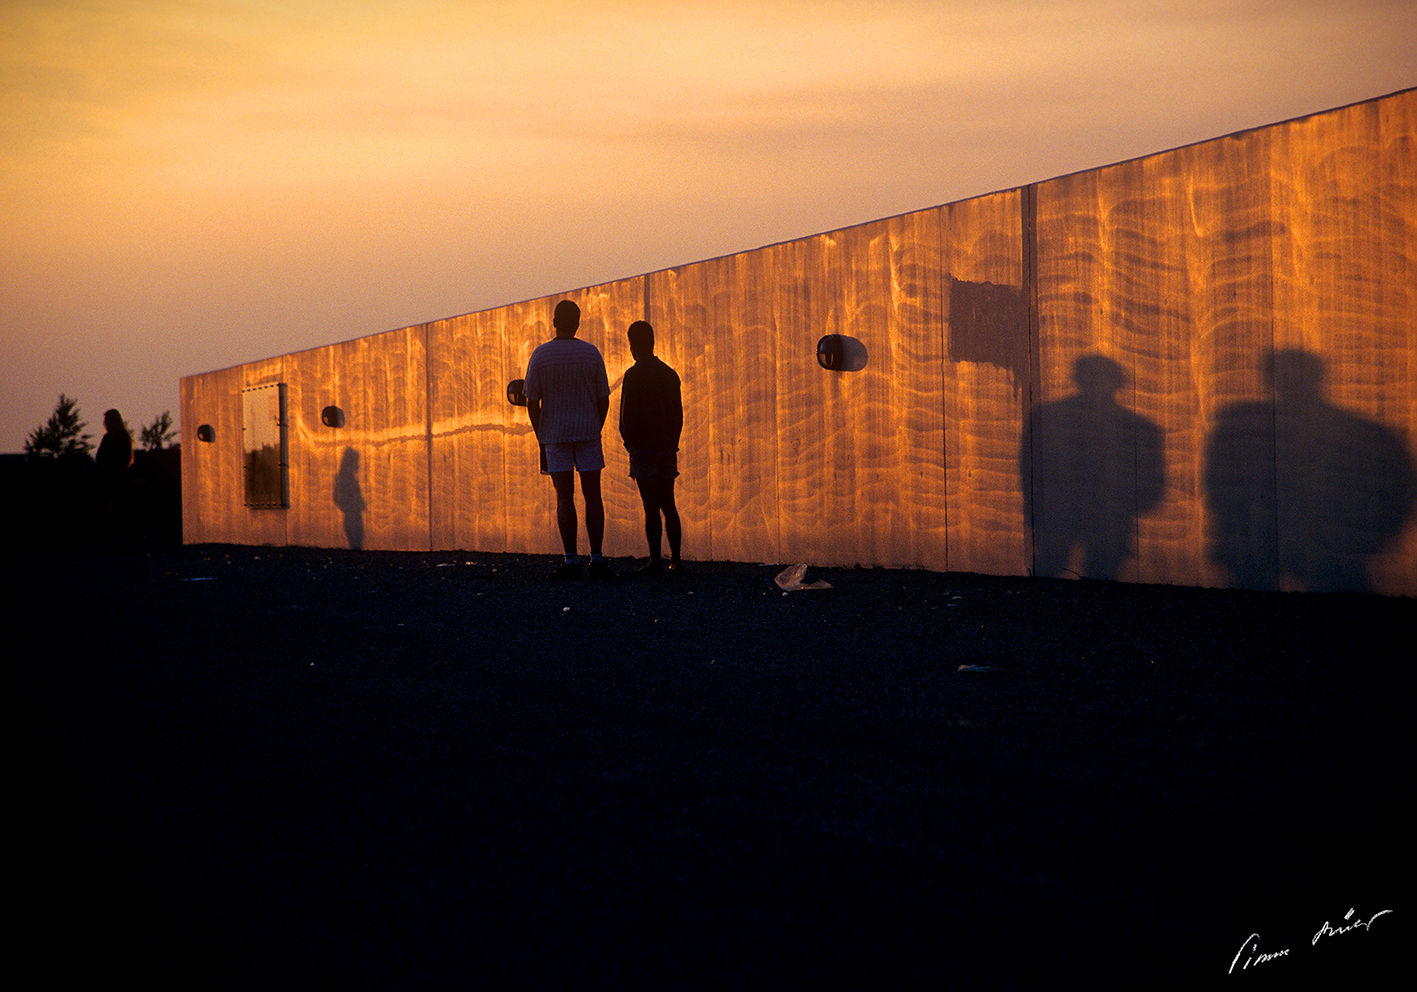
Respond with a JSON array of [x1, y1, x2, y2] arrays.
[[524, 300, 613, 580]]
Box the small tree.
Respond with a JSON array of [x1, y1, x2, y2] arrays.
[[25, 394, 93, 458], [140, 410, 179, 450]]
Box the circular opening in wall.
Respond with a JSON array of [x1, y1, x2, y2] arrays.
[[196, 424, 215, 443], [321, 405, 346, 428], [816, 334, 869, 372], [507, 379, 528, 407]]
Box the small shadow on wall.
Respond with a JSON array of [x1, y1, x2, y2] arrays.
[[1021, 355, 1165, 580], [949, 278, 1028, 389], [333, 447, 366, 551], [1205, 348, 1417, 592]]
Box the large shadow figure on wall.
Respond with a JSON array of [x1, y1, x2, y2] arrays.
[[333, 447, 367, 551], [1205, 348, 1416, 592], [1021, 355, 1164, 579]]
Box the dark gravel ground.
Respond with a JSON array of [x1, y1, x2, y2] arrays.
[[16, 544, 1407, 989]]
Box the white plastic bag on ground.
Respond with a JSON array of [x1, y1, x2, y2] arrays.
[[774, 564, 833, 591]]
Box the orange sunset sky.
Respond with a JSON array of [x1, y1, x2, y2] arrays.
[[3, 0, 1414, 451]]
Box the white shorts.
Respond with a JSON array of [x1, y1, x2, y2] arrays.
[[543, 438, 605, 474]]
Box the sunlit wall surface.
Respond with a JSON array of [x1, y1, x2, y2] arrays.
[[181, 90, 1416, 595]]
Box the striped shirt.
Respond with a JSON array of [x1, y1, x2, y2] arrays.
[[523, 337, 611, 444]]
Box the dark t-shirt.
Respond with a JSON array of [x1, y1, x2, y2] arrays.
[[619, 356, 682, 452], [96, 431, 132, 480]]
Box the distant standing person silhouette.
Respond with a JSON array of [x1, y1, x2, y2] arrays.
[[524, 300, 614, 580], [95, 409, 133, 543], [619, 320, 684, 576]]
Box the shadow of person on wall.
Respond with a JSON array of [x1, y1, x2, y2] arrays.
[[1205, 348, 1416, 592], [1021, 355, 1165, 579], [333, 447, 366, 551]]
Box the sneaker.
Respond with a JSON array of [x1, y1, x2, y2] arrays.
[[587, 560, 616, 580], [548, 562, 584, 581], [665, 562, 686, 576], [629, 562, 664, 577]]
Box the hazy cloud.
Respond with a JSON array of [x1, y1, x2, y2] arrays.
[[2, 0, 1414, 448]]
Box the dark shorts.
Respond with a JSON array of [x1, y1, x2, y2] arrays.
[[544, 438, 605, 474], [628, 448, 679, 480]]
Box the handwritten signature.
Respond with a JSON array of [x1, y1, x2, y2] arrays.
[[1229, 933, 1288, 973], [1313, 907, 1393, 945], [1229, 907, 1392, 975]]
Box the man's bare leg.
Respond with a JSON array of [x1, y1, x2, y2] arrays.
[[551, 470, 578, 556], [660, 478, 682, 567], [636, 475, 681, 570], [579, 469, 604, 558], [636, 478, 661, 562]]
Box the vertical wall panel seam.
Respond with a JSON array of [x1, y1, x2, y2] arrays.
[[280, 358, 289, 547], [1023, 184, 1040, 578], [424, 322, 434, 551], [938, 207, 949, 572], [1265, 142, 1280, 587]]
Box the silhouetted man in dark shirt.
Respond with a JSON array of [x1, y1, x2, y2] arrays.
[[619, 320, 683, 575]]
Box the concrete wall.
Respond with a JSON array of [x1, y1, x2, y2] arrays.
[[182, 89, 1416, 595]]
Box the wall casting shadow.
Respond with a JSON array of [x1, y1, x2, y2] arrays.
[[1205, 348, 1416, 592], [1021, 355, 1164, 579], [333, 447, 366, 551]]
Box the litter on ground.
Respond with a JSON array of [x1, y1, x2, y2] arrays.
[[774, 564, 833, 592]]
